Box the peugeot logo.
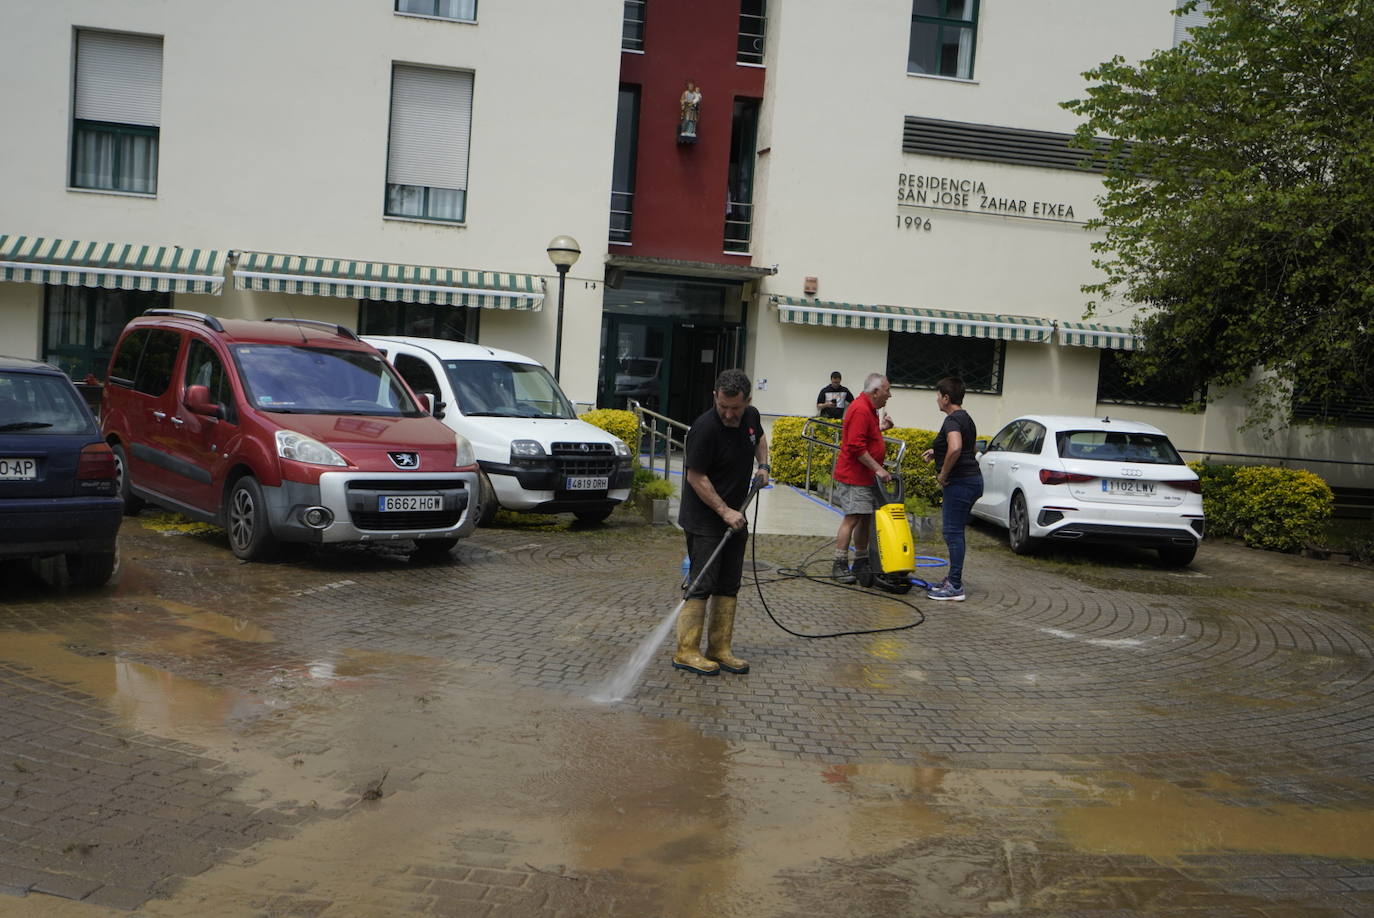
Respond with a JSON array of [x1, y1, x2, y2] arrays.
[[1121, 467, 1143, 477], [388, 452, 420, 469]]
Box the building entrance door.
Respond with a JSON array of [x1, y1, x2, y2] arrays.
[[597, 272, 746, 425]]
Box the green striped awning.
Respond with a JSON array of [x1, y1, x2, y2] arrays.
[[0, 235, 226, 294], [233, 251, 545, 311], [1058, 320, 1139, 351], [774, 296, 1054, 342]]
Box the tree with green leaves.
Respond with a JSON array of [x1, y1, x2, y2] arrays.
[[1063, 0, 1374, 431]]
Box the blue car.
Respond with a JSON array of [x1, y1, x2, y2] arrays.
[[0, 357, 123, 586]]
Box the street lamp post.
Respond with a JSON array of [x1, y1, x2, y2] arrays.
[[546, 235, 581, 382]]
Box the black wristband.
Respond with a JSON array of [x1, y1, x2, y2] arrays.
[[757, 463, 771, 472]]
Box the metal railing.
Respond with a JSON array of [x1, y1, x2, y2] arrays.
[[609, 191, 634, 243], [801, 417, 907, 507], [1177, 449, 1374, 469], [723, 200, 752, 253], [629, 399, 689, 482]]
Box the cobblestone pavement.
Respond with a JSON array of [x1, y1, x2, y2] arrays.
[[1, 506, 1372, 917]]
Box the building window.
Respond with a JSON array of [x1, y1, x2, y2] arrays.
[[908, 0, 978, 80], [610, 87, 640, 244], [395, 0, 477, 21], [71, 30, 163, 194], [724, 98, 760, 253], [43, 286, 166, 381], [386, 65, 473, 223], [1173, 0, 1211, 47], [886, 332, 1004, 394], [1292, 392, 1374, 426], [737, 0, 766, 64], [622, 1, 646, 51], [1096, 349, 1197, 407], [359, 300, 475, 343]]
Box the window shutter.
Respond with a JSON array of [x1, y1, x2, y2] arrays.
[[1173, 0, 1211, 46], [388, 65, 473, 191], [75, 30, 163, 126]]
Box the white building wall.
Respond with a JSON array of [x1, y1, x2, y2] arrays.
[[745, 0, 1370, 487], [0, 0, 620, 404]]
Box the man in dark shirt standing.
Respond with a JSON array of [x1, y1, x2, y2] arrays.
[[815, 371, 854, 419], [675, 368, 770, 675]]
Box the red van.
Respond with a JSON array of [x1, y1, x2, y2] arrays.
[[101, 310, 479, 561]]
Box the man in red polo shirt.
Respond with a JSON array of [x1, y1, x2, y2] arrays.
[[831, 373, 895, 584]]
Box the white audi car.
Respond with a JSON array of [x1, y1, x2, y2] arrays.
[[971, 415, 1205, 566]]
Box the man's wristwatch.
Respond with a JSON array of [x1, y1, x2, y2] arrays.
[[757, 463, 771, 473]]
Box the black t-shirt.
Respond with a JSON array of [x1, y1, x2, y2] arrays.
[[678, 404, 763, 535], [816, 383, 854, 419], [932, 409, 980, 479]]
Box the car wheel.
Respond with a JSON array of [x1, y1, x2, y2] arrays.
[[476, 470, 499, 527], [227, 476, 280, 561], [111, 443, 144, 516], [65, 551, 117, 588], [573, 508, 613, 525], [1157, 543, 1198, 568], [1007, 493, 1042, 555], [412, 537, 459, 561]]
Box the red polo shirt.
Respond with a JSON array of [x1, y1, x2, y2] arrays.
[[834, 391, 884, 485]]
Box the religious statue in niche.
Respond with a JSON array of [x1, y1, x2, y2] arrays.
[[678, 79, 702, 144]]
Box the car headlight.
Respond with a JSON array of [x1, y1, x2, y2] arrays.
[[612, 439, 632, 458], [276, 430, 346, 466], [510, 439, 546, 459], [454, 433, 475, 468]]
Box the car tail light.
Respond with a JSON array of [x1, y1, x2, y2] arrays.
[[1165, 479, 1202, 494], [1039, 469, 1095, 485], [77, 443, 117, 480]]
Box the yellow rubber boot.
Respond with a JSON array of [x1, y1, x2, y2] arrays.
[[706, 596, 750, 674], [672, 598, 720, 675]]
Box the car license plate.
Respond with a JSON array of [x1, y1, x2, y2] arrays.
[[567, 476, 609, 491], [0, 458, 37, 480], [1102, 479, 1156, 495], [378, 494, 443, 512]]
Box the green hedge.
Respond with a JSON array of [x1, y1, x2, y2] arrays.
[[579, 408, 640, 449], [768, 416, 941, 505], [1188, 462, 1333, 552]]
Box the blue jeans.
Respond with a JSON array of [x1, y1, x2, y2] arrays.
[[940, 474, 984, 589]]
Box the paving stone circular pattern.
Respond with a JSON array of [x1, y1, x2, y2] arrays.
[[114, 515, 1365, 779]]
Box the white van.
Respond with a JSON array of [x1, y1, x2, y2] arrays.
[[362, 337, 635, 525]]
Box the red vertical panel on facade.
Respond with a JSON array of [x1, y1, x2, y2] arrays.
[[619, 1, 764, 265]]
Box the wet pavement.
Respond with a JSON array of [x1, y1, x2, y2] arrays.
[[2, 506, 1373, 917]]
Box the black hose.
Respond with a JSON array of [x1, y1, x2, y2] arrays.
[[747, 484, 929, 639]]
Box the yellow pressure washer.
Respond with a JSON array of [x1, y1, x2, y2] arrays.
[[856, 472, 916, 594]]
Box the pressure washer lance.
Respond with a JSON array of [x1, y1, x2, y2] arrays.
[[588, 479, 765, 704]]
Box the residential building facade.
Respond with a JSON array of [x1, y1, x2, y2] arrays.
[[2, 0, 1368, 493]]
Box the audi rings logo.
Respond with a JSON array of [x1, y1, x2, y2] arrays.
[[388, 452, 420, 469], [1121, 467, 1143, 477]]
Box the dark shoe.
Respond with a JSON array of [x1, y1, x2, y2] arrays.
[[926, 582, 966, 602], [831, 559, 856, 584], [853, 556, 874, 588]]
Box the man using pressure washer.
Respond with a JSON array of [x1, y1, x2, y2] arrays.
[[832, 373, 895, 585], [674, 368, 769, 676]]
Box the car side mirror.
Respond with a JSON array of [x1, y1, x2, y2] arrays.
[[417, 392, 446, 419], [185, 385, 221, 418], [976, 438, 989, 454]]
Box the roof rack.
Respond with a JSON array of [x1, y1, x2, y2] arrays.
[[142, 308, 224, 332], [263, 317, 360, 341]]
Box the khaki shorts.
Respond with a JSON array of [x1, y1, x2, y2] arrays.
[[834, 480, 877, 515]]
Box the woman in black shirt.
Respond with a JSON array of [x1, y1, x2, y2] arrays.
[[920, 377, 984, 601]]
